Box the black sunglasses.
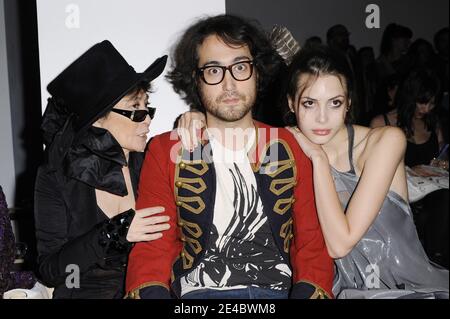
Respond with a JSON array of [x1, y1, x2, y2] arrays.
[[110, 106, 156, 122]]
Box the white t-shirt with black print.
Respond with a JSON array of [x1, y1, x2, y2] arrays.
[[180, 128, 291, 296]]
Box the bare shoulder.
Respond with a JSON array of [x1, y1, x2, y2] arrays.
[[368, 125, 405, 141], [364, 126, 406, 154]]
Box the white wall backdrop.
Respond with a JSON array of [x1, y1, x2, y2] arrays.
[[0, 0, 16, 205], [36, 0, 225, 137]]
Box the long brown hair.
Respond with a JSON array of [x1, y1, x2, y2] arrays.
[[282, 45, 356, 126]]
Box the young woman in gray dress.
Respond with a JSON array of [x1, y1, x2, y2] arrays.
[[284, 46, 448, 299]]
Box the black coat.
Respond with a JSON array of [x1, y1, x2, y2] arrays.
[[34, 127, 143, 299]]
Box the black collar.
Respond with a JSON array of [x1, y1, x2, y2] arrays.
[[63, 127, 129, 196]]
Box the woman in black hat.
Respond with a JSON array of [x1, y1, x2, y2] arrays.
[[34, 40, 169, 298]]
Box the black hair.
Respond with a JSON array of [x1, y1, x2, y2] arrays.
[[373, 73, 400, 115], [409, 38, 436, 58], [434, 27, 449, 49], [101, 81, 152, 120], [326, 24, 349, 43], [396, 68, 441, 137], [358, 46, 374, 56], [380, 23, 413, 56], [282, 45, 356, 126], [166, 14, 284, 113], [303, 36, 323, 50], [126, 81, 153, 100]]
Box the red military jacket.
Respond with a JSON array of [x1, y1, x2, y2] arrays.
[[126, 121, 334, 298]]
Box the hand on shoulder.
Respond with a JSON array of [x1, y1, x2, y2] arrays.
[[286, 126, 327, 161]]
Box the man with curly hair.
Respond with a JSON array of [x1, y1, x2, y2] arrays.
[[126, 14, 333, 299]]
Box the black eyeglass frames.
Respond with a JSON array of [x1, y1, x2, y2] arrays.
[[197, 60, 254, 85]]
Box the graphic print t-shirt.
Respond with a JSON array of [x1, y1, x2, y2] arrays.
[[180, 129, 291, 296]]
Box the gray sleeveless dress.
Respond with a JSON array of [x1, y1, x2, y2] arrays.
[[331, 125, 449, 299]]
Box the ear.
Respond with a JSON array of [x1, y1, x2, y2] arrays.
[[287, 95, 295, 113], [346, 99, 352, 112]]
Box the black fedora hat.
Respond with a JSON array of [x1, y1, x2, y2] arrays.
[[47, 40, 167, 135]]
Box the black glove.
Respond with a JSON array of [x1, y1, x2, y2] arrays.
[[97, 208, 135, 257]]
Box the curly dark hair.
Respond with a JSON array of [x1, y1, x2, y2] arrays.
[[282, 45, 356, 126], [166, 14, 284, 113], [396, 68, 441, 138]]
